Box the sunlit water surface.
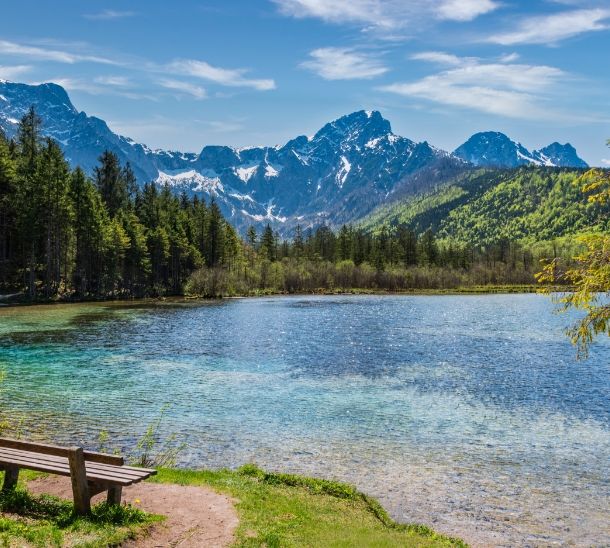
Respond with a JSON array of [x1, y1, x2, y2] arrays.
[[0, 295, 608, 546]]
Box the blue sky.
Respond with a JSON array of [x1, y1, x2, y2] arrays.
[[0, 0, 609, 165]]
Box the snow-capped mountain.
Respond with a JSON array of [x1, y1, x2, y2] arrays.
[[0, 81, 456, 232], [453, 131, 588, 169], [534, 142, 589, 169], [0, 81, 589, 234], [0, 80, 182, 182]]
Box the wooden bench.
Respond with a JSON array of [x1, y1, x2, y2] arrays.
[[0, 438, 156, 515]]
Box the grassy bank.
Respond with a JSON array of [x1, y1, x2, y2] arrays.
[[0, 466, 467, 547], [0, 471, 160, 547], [153, 465, 467, 547]]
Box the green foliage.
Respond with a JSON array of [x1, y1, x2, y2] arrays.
[[0, 483, 157, 547], [130, 406, 186, 468], [0, 488, 148, 527], [362, 167, 607, 246], [0, 108, 241, 300], [537, 163, 610, 357]]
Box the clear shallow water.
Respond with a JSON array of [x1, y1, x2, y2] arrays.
[[0, 295, 608, 547]]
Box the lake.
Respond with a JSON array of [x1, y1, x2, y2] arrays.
[[0, 295, 608, 546]]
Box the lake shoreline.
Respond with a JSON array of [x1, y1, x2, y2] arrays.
[[0, 283, 545, 308]]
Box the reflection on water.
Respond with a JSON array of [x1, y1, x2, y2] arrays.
[[0, 295, 609, 547]]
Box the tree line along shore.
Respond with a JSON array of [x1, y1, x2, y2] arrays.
[[0, 108, 600, 301]]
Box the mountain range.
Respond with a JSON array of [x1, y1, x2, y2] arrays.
[[0, 80, 589, 234]]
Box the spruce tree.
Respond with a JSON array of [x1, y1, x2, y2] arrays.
[[95, 150, 128, 217]]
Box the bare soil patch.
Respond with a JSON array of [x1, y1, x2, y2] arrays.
[[28, 476, 239, 547]]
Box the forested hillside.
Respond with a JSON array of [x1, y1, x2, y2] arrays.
[[2, 109, 606, 300], [0, 108, 241, 299], [361, 167, 609, 246]]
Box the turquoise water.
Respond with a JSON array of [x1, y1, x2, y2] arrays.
[[1, 295, 609, 546]]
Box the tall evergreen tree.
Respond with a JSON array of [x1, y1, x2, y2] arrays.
[[0, 131, 16, 283], [95, 150, 129, 217], [15, 108, 43, 297], [205, 200, 225, 267], [260, 223, 276, 262], [36, 138, 73, 296], [70, 168, 107, 296]]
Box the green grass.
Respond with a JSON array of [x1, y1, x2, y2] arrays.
[[0, 471, 160, 548], [152, 464, 467, 547], [1, 465, 467, 547]]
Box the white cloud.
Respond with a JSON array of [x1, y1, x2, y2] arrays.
[[436, 0, 497, 21], [488, 8, 610, 45], [47, 77, 158, 101], [84, 10, 135, 20], [410, 51, 465, 65], [301, 47, 388, 80], [168, 60, 275, 91], [381, 54, 565, 119], [499, 52, 520, 63], [274, 0, 396, 28], [48, 78, 105, 94], [0, 64, 32, 80], [93, 76, 131, 87], [273, 0, 498, 32], [159, 78, 207, 99], [601, 159, 610, 166], [0, 39, 119, 65]]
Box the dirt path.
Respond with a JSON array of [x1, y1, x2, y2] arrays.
[[28, 476, 239, 547]]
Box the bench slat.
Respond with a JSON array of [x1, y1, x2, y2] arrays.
[[0, 454, 70, 476], [0, 448, 152, 482], [0, 453, 135, 486], [0, 438, 123, 465]]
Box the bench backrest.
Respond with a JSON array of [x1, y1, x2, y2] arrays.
[[0, 437, 124, 465]]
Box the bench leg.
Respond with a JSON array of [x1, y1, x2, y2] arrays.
[[68, 447, 91, 516], [107, 485, 122, 505], [2, 466, 19, 491]]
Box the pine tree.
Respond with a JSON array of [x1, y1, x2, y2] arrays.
[[0, 131, 16, 284], [246, 225, 257, 267], [15, 108, 43, 297], [205, 200, 225, 267], [260, 223, 276, 262], [36, 138, 73, 296], [70, 168, 107, 296], [95, 150, 129, 217], [293, 224, 304, 259]]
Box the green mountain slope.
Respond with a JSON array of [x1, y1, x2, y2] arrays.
[[361, 167, 609, 245]]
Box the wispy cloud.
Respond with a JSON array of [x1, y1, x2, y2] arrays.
[[48, 77, 158, 101], [159, 78, 207, 99], [204, 120, 245, 132], [437, 0, 498, 22], [488, 8, 610, 45], [273, 0, 498, 32], [499, 52, 520, 63], [381, 53, 565, 119], [601, 158, 610, 166], [83, 10, 135, 20], [301, 47, 388, 80], [168, 60, 276, 91], [0, 37, 275, 94], [0, 39, 119, 65], [410, 51, 465, 66], [93, 75, 131, 87], [0, 64, 32, 80]]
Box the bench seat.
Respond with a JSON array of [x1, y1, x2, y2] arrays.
[[0, 437, 156, 515], [0, 447, 154, 486]]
